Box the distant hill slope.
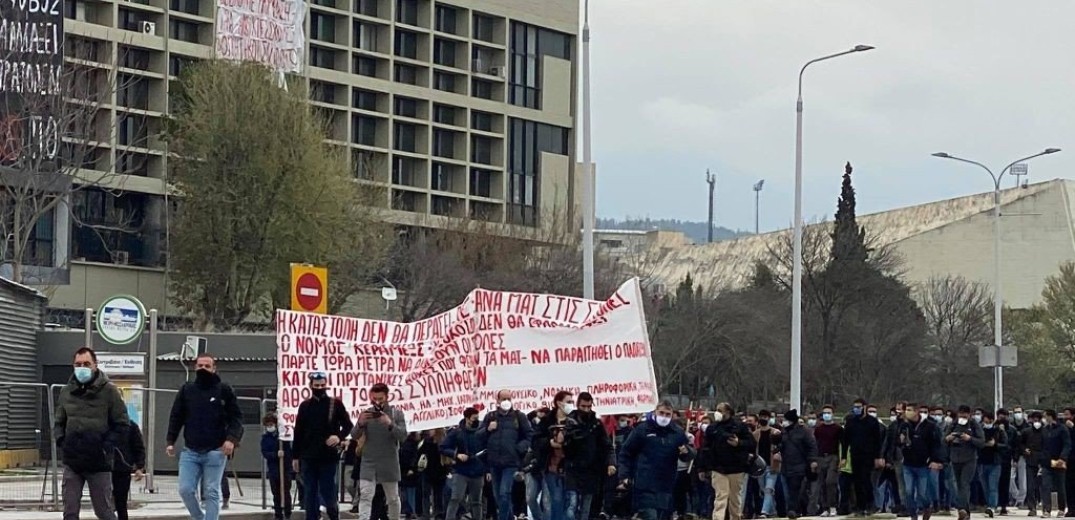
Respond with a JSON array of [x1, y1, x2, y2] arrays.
[[596, 218, 744, 244]]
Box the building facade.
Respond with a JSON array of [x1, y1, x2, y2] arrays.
[[27, 0, 579, 321]]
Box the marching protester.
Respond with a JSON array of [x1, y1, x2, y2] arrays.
[[979, 411, 1008, 518], [443, 407, 487, 520], [261, 413, 295, 520], [1020, 411, 1046, 516], [704, 402, 755, 520], [619, 401, 695, 520], [563, 392, 616, 520], [166, 353, 245, 520], [535, 390, 574, 520], [56, 346, 130, 520], [479, 389, 534, 520], [943, 406, 984, 520], [777, 410, 818, 519], [844, 398, 885, 517], [893, 403, 945, 520], [996, 408, 1017, 516], [1012, 406, 1031, 509], [814, 404, 844, 518], [1039, 409, 1071, 518], [352, 383, 409, 520], [113, 418, 146, 520]]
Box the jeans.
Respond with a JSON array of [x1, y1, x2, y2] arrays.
[[694, 472, 714, 519], [952, 461, 978, 511], [901, 466, 934, 519], [1012, 457, 1028, 505], [980, 464, 1001, 509], [527, 473, 545, 520], [761, 470, 780, 516], [403, 486, 418, 516], [543, 472, 566, 520], [178, 448, 228, 520], [63, 467, 116, 520], [565, 491, 593, 520], [446, 475, 484, 520], [491, 467, 518, 520], [302, 459, 340, 520]]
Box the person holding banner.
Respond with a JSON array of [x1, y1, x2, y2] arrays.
[[479, 390, 534, 520], [291, 372, 354, 520], [617, 401, 694, 520], [351, 383, 409, 520], [261, 413, 294, 520]]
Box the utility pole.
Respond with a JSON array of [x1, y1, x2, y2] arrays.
[[753, 179, 765, 234], [580, 0, 595, 299], [706, 169, 715, 243]]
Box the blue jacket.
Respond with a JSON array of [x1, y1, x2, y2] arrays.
[[619, 418, 694, 512], [478, 409, 532, 469], [441, 421, 486, 478], [260, 431, 294, 479]]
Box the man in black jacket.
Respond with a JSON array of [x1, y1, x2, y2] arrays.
[[166, 354, 244, 520], [113, 419, 146, 520], [844, 398, 885, 517], [563, 392, 616, 520], [894, 403, 944, 520], [778, 410, 817, 519], [703, 402, 756, 520], [1040, 409, 1071, 518], [293, 371, 353, 520]]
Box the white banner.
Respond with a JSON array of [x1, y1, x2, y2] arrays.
[[215, 0, 305, 73], [275, 279, 658, 440]]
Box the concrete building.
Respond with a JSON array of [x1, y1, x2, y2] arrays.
[[27, 0, 580, 322], [595, 229, 692, 259], [646, 179, 1075, 309]]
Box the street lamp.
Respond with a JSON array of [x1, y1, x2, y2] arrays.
[[791, 45, 874, 412], [753, 180, 765, 235], [581, 0, 596, 299], [931, 147, 1061, 411]]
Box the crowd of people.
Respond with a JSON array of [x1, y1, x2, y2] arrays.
[[53, 346, 1075, 520]]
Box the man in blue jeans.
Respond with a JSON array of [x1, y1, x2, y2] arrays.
[[166, 354, 244, 520], [293, 372, 354, 520], [895, 403, 945, 520], [479, 390, 533, 520]]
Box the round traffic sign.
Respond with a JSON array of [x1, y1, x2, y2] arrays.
[[295, 272, 324, 311]]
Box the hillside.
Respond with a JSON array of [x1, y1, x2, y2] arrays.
[[596, 218, 744, 244]]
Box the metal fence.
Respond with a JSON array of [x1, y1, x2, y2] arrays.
[[0, 382, 58, 510]]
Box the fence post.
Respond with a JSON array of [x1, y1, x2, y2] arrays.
[[260, 398, 268, 510], [46, 383, 60, 508], [145, 309, 159, 492]]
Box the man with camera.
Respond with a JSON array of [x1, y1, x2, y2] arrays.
[[352, 383, 409, 520], [292, 372, 353, 520]]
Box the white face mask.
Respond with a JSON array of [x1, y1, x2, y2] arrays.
[[1014, 413, 1025, 422], [713, 411, 725, 423], [974, 414, 983, 423], [699, 423, 709, 432], [499, 400, 512, 412], [781, 420, 791, 428], [655, 416, 672, 427], [957, 417, 968, 426], [944, 416, 954, 425], [265, 426, 277, 433], [1034, 421, 1043, 430], [890, 415, 898, 423], [560, 402, 575, 415], [867, 411, 878, 418], [807, 419, 817, 428]]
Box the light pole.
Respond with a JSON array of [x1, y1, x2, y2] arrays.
[[931, 148, 1061, 411], [791, 45, 873, 412], [581, 0, 595, 299], [753, 179, 764, 234]]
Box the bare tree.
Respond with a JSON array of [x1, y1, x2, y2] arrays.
[[913, 275, 993, 404]]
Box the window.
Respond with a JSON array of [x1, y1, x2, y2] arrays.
[[118, 114, 148, 147], [433, 39, 456, 67], [353, 88, 379, 111], [118, 9, 145, 31], [353, 22, 378, 51], [509, 22, 540, 109], [14, 207, 55, 267], [471, 135, 493, 165], [119, 48, 151, 71], [433, 72, 455, 93], [353, 150, 376, 179], [392, 190, 418, 211], [355, 0, 377, 16], [169, 19, 199, 43], [116, 151, 149, 177], [539, 29, 571, 60], [396, 0, 417, 25], [394, 64, 419, 85], [470, 168, 492, 197], [310, 81, 339, 104], [434, 5, 456, 34], [354, 56, 378, 77], [392, 157, 421, 186], [473, 14, 495, 42], [117, 75, 149, 110], [433, 104, 456, 125], [169, 0, 199, 15], [393, 123, 417, 153], [311, 12, 336, 43], [394, 30, 417, 59], [506, 118, 569, 226], [432, 163, 453, 191], [471, 111, 493, 132], [394, 97, 419, 118], [472, 79, 493, 100], [432, 130, 454, 158], [312, 0, 335, 7], [311, 46, 336, 69], [169, 55, 196, 76], [352, 115, 377, 146], [471, 46, 493, 74], [431, 196, 455, 216]]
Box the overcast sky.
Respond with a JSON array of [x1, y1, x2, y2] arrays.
[[586, 1, 1075, 233]]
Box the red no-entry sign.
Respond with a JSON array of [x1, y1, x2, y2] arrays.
[[290, 264, 328, 314]]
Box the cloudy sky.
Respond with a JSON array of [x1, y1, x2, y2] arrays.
[[586, 1, 1075, 233]]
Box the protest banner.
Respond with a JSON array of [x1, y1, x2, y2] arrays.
[[275, 278, 658, 439], [215, 0, 305, 73]]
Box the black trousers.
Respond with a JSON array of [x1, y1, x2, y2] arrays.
[[1066, 463, 1075, 515], [1000, 458, 1012, 509], [785, 474, 807, 516], [269, 473, 294, 518], [112, 471, 132, 520], [1041, 468, 1067, 514], [851, 457, 875, 513]]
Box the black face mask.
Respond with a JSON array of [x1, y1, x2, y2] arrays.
[[195, 369, 214, 386], [312, 388, 327, 399]]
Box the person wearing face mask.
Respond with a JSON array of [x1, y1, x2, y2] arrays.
[[844, 398, 885, 517], [701, 402, 755, 520], [602, 415, 635, 520], [1020, 411, 1047, 516], [753, 409, 782, 518], [442, 408, 487, 520], [881, 402, 909, 518], [563, 393, 616, 520], [620, 401, 695, 520], [56, 347, 130, 520], [1011, 406, 1030, 510], [532, 391, 574, 520], [813, 405, 844, 517], [479, 389, 533, 520], [776, 410, 818, 519], [978, 412, 1008, 519], [166, 353, 243, 520], [942, 405, 984, 520], [994, 408, 1016, 515], [1063, 407, 1075, 518], [694, 416, 716, 520], [1039, 409, 1071, 519], [261, 413, 295, 520], [893, 403, 945, 520], [352, 383, 407, 520], [292, 372, 353, 520]]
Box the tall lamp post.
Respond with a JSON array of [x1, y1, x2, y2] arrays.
[[581, 0, 595, 299], [931, 148, 1061, 411], [753, 179, 765, 234], [791, 45, 873, 412]]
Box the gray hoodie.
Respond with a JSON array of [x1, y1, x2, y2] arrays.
[[944, 419, 985, 464]]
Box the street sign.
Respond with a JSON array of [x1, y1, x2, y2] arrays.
[[96, 353, 147, 375], [290, 264, 328, 314], [1011, 163, 1028, 176], [96, 295, 147, 345], [979, 345, 1019, 368]]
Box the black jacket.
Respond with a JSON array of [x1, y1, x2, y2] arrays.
[[896, 417, 945, 468], [979, 425, 1008, 465], [1019, 425, 1045, 467], [702, 417, 756, 475], [882, 419, 906, 463], [114, 420, 146, 473], [843, 414, 884, 460], [55, 370, 130, 475], [563, 411, 615, 493], [778, 424, 818, 476], [1041, 422, 1071, 466], [261, 431, 294, 479], [618, 418, 694, 512], [478, 409, 533, 469], [292, 394, 353, 462], [166, 374, 244, 452]]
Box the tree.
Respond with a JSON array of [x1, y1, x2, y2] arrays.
[[830, 162, 869, 267], [1, 27, 146, 283], [913, 276, 993, 405], [166, 61, 391, 329], [1006, 262, 1075, 405]]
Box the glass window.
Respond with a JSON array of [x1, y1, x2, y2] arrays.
[[432, 163, 453, 191], [169, 0, 198, 11], [470, 169, 492, 197], [354, 22, 378, 51], [394, 97, 419, 118], [311, 13, 335, 42], [472, 79, 492, 100], [433, 72, 455, 93], [394, 64, 419, 85], [473, 14, 495, 42], [353, 88, 379, 111], [433, 105, 456, 125], [352, 115, 377, 146], [434, 39, 456, 67], [435, 5, 456, 34], [396, 0, 417, 25], [169, 19, 199, 43], [355, 0, 377, 16], [394, 30, 417, 59], [471, 111, 493, 132], [393, 123, 417, 153], [354, 56, 378, 77], [311, 46, 336, 69]]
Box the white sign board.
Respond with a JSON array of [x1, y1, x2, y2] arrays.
[[97, 295, 147, 345], [215, 0, 305, 73], [97, 353, 147, 376], [274, 279, 658, 440]]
